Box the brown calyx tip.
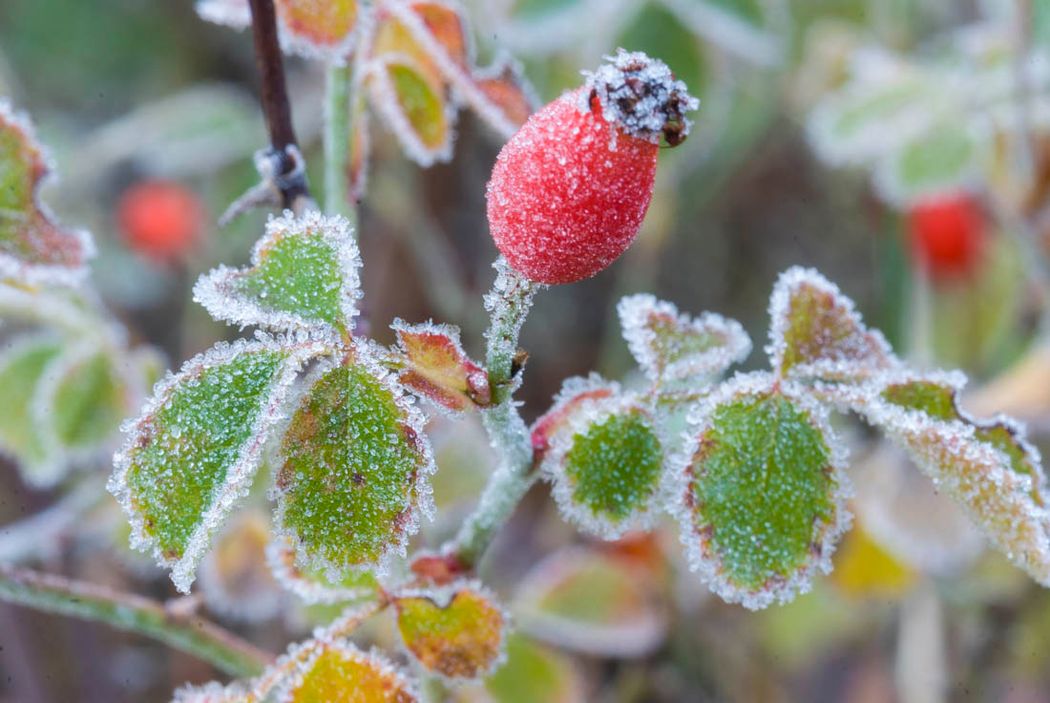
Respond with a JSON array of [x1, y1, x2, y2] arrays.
[[581, 48, 700, 146]]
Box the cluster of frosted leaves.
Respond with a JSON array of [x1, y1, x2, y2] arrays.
[[617, 293, 750, 386], [194, 210, 362, 337], [670, 372, 852, 609], [273, 343, 435, 585], [535, 376, 666, 539], [109, 336, 328, 593], [0, 100, 93, 286], [0, 328, 147, 488], [389, 319, 490, 412], [197, 0, 534, 171], [513, 546, 667, 658], [806, 25, 1050, 206], [393, 580, 508, 680], [853, 370, 1050, 584]]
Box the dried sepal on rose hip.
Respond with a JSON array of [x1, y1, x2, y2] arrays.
[[486, 49, 698, 284]]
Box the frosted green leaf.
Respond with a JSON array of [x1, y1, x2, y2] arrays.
[[673, 373, 850, 609], [274, 639, 419, 703], [768, 266, 895, 383], [618, 293, 750, 385], [35, 346, 127, 453], [513, 547, 666, 658], [194, 211, 361, 337], [858, 370, 1050, 585], [274, 344, 435, 580], [0, 100, 93, 285], [109, 337, 324, 593], [0, 334, 63, 485], [531, 374, 619, 458], [875, 122, 980, 206], [484, 633, 585, 703], [394, 581, 507, 680], [541, 393, 664, 539], [267, 536, 381, 606]]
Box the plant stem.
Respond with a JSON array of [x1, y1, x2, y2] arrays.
[[0, 565, 273, 678], [450, 259, 540, 569], [324, 61, 355, 224]]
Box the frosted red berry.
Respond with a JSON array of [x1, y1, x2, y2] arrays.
[[486, 50, 698, 284], [907, 192, 986, 280], [118, 180, 205, 263]]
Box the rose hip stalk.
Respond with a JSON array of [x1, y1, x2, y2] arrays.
[[486, 50, 699, 285]]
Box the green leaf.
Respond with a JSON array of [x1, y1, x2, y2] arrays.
[[514, 547, 666, 657], [268, 535, 381, 606], [274, 344, 434, 580], [768, 266, 895, 382], [109, 337, 323, 593], [37, 346, 127, 452], [858, 371, 1050, 584], [875, 122, 980, 206], [0, 101, 93, 285], [194, 211, 361, 336], [367, 57, 453, 167], [394, 582, 507, 680], [541, 392, 664, 539], [484, 633, 585, 703], [390, 319, 490, 412], [0, 335, 63, 485], [618, 293, 750, 385], [674, 374, 849, 609]]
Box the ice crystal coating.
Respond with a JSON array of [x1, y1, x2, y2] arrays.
[[390, 319, 490, 412], [0, 100, 94, 286], [513, 546, 666, 658], [486, 88, 659, 284], [275, 639, 419, 703], [197, 0, 357, 61], [366, 55, 456, 167], [393, 580, 508, 680], [540, 390, 665, 539], [198, 510, 284, 623], [618, 293, 751, 385], [530, 374, 619, 456], [194, 211, 361, 337], [0, 334, 64, 485], [172, 680, 250, 703], [109, 337, 326, 593], [273, 342, 435, 582], [267, 536, 381, 606], [856, 371, 1050, 584], [767, 266, 896, 382], [671, 373, 852, 610], [580, 49, 699, 146]]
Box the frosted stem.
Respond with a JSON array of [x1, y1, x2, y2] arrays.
[[0, 565, 273, 678], [450, 259, 540, 568], [324, 61, 355, 225]]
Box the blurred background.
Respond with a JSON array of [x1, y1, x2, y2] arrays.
[[3, 0, 1050, 701]]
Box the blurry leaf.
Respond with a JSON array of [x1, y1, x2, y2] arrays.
[[830, 523, 917, 598], [674, 374, 849, 609], [37, 345, 127, 453], [195, 0, 251, 31], [0, 101, 93, 285], [768, 266, 895, 383], [618, 293, 750, 385], [618, 3, 705, 96], [966, 341, 1050, 418], [199, 510, 283, 623], [276, 640, 419, 702], [194, 211, 361, 336], [391, 319, 490, 412], [274, 347, 434, 580], [472, 57, 535, 129], [511, 0, 579, 20], [267, 535, 381, 605], [0, 334, 63, 485], [483, 633, 585, 703], [540, 393, 664, 539], [275, 0, 358, 59], [395, 582, 507, 679], [109, 338, 323, 593], [875, 122, 980, 206], [514, 547, 666, 657], [858, 371, 1050, 585], [367, 57, 453, 166], [530, 374, 618, 457]]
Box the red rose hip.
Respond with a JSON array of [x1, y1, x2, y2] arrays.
[[486, 50, 698, 284], [118, 180, 205, 263], [907, 192, 987, 280]]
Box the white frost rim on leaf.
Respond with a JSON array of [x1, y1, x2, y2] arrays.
[[271, 638, 420, 703], [271, 337, 437, 584], [0, 99, 95, 287], [531, 373, 621, 451], [265, 535, 379, 606], [392, 578, 510, 681], [193, 209, 362, 336], [197, 0, 358, 63], [172, 679, 251, 703], [108, 333, 331, 594], [617, 293, 751, 384], [390, 318, 488, 414], [541, 391, 666, 541], [668, 371, 853, 610], [766, 265, 896, 381]]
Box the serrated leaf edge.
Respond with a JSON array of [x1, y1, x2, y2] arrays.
[[266, 535, 379, 606], [390, 317, 488, 414]]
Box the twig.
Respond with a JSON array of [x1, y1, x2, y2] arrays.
[[0, 565, 273, 678]]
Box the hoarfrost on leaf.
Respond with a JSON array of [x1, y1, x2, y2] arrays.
[[267, 535, 381, 606], [389, 319, 490, 412], [273, 638, 419, 703]]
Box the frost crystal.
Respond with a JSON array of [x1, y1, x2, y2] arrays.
[[580, 48, 699, 145], [390, 318, 490, 412], [266, 536, 380, 606], [271, 638, 419, 703]]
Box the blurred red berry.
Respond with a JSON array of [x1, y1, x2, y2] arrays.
[[118, 180, 205, 262], [907, 192, 987, 280], [486, 50, 698, 284]]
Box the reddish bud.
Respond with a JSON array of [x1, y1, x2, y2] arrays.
[[118, 180, 205, 263], [486, 50, 698, 284], [906, 192, 987, 280]]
